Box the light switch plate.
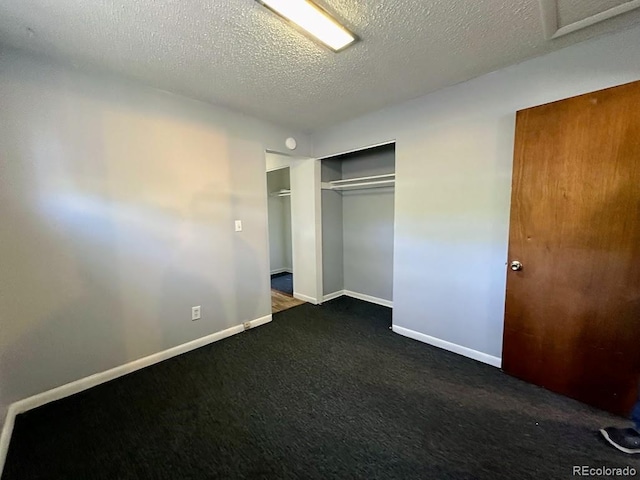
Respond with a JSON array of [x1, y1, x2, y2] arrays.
[[235, 220, 242, 232]]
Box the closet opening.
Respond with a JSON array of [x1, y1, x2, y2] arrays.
[[266, 166, 305, 313], [320, 142, 395, 311]]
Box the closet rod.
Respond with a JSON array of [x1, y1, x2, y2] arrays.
[[329, 173, 395, 185]]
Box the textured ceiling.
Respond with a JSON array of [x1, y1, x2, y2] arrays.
[[1, 0, 640, 132]]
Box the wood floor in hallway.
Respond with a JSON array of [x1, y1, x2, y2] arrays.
[[271, 289, 305, 313]]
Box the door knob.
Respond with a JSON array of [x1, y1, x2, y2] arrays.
[[510, 260, 523, 271]]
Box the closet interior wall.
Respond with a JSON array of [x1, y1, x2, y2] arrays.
[[267, 168, 292, 275], [321, 144, 395, 303]]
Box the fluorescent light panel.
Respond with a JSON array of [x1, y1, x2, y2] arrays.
[[258, 0, 356, 51]]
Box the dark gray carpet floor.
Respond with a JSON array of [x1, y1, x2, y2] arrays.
[[271, 273, 293, 295], [3, 297, 638, 479]]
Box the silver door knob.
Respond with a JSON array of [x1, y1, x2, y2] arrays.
[[510, 261, 523, 271]]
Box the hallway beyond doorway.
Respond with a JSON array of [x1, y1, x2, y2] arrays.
[[271, 272, 293, 295]]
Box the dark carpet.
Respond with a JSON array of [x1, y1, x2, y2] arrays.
[[3, 297, 638, 480], [270, 272, 293, 295]]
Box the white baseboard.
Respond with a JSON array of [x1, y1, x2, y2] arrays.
[[0, 405, 17, 478], [321, 290, 393, 308], [322, 290, 345, 302], [293, 292, 318, 305], [270, 268, 292, 275], [344, 290, 393, 308], [0, 313, 272, 476], [248, 315, 272, 329], [392, 325, 502, 368]]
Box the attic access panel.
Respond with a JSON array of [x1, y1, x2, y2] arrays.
[[539, 0, 640, 38]]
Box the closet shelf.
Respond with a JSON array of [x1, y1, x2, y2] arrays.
[[269, 189, 291, 197], [322, 173, 395, 191]]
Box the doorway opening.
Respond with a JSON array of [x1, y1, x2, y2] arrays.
[[319, 142, 396, 312], [266, 167, 305, 313]]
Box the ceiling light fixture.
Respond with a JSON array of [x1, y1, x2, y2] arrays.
[[256, 0, 357, 52]]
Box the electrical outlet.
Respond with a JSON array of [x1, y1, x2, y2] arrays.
[[243, 321, 251, 331], [192, 306, 201, 321]]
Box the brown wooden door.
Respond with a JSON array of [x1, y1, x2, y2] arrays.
[[503, 81, 640, 416]]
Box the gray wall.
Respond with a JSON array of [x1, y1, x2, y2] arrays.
[[342, 148, 395, 301], [266, 168, 292, 273], [321, 160, 344, 295], [0, 49, 310, 429], [312, 24, 640, 363]]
